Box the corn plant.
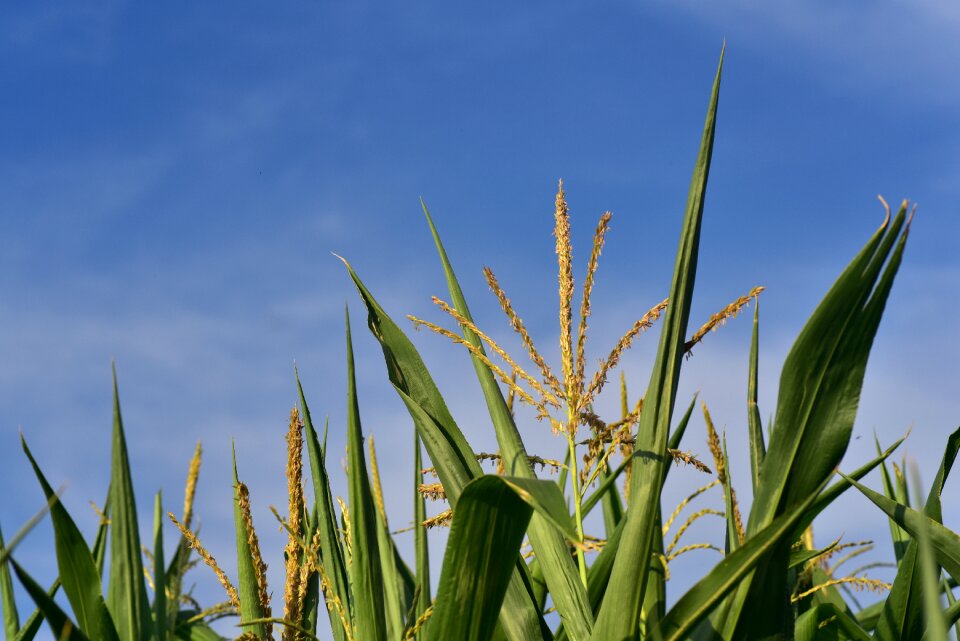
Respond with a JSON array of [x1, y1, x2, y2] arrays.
[[3, 48, 959, 641]]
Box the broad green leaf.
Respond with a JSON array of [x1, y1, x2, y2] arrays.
[[427, 476, 570, 641], [746, 301, 765, 495], [343, 261, 550, 641], [591, 48, 723, 641], [871, 426, 959, 641], [423, 201, 593, 641], [414, 433, 431, 621], [107, 368, 152, 641], [152, 492, 166, 641], [725, 203, 911, 640], [10, 559, 90, 641], [298, 374, 351, 641], [0, 525, 20, 639], [12, 578, 59, 641], [653, 488, 820, 641], [21, 436, 119, 641], [344, 307, 388, 641], [230, 446, 267, 639]]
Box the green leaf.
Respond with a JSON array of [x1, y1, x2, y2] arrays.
[[917, 480, 947, 641], [0, 525, 20, 639], [869, 427, 960, 641], [342, 260, 550, 641], [368, 438, 406, 640], [427, 476, 571, 641], [21, 436, 119, 641], [423, 200, 593, 641], [414, 433, 431, 621], [591, 47, 723, 641], [653, 488, 820, 641], [345, 306, 388, 641], [843, 475, 960, 583], [724, 202, 911, 640], [10, 559, 90, 641], [152, 492, 166, 641], [231, 445, 267, 639], [746, 300, 765, 495], [107, 367, 152, 641], [878, 436, 910, 563], [298, 374, 351, 641], [794, 603, 870, 641]]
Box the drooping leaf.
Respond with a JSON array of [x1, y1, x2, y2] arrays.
[[793, 603, 870, 641], [106, 367, 152, 641], [591, 47, 723, 641]]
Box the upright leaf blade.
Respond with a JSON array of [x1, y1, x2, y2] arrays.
[[152, 492, 166, 641], [422, 202, 593, 641], [428, 476, 573, 641], [344, 307, 388, 641], [298, 375, 351, 641], [591, 47, 723, 641], [21, 437, 119, 641], [746, 301, 765, 494], [231, 446, 267, 639], [414, 433, 431, 620], [0, 525, 20, 639], [107, 368, 152, 641], [342, 261, 550, 641]]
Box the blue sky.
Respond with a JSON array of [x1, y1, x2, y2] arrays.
[[1, 2, 958, 638]]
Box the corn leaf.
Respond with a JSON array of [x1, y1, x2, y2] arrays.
[[21, 436, 119, 641], [344, 306, 388, 641], [652, 488, 820, 641], [724, 203, 910, 639], [152, 492, 166, 641], [9, 559, 90, 641], [591, 47, 723, 641], [342, 260, 550, 641], [423, 202, 593, 641], [107, 368, 152, 641], [414, 433, 431, 620], [746, 301, 765, 495], [427, 476, 572, 641], [844, 476, 960, 584], [0, 525, 20, 639], [878, 437, 910, 563], [794, 603, 870, 641], [298, 375, 351, 641], [868, 427, 960, 641], [231, 446, 267, 639]]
